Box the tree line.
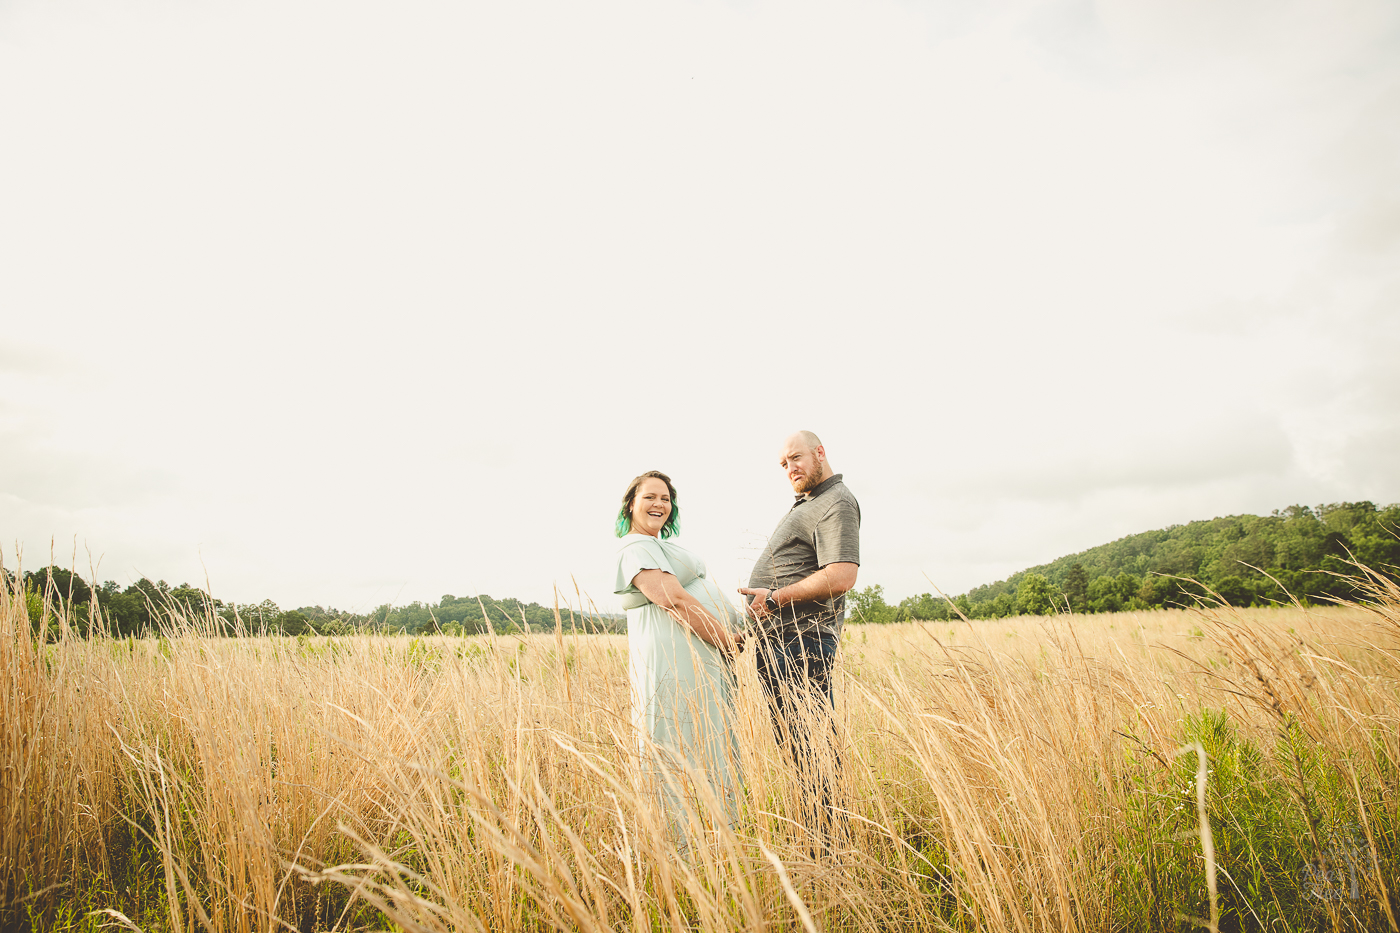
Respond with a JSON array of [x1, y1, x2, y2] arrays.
[[14, 500, 1397, 637], [9, 569, 623, 639], [848, 500, 1400, 623]]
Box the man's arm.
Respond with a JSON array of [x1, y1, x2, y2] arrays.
[[739, 562, 858, 620]]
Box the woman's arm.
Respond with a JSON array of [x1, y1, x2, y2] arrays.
[[632, 569, 745, 656]]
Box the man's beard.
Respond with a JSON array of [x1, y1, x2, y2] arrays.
[[793, 467, 825, 495]]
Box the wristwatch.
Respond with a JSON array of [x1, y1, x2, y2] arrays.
[[764, 591, 780, 613]]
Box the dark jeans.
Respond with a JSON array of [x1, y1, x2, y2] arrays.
[[755, 630, 843, 843]]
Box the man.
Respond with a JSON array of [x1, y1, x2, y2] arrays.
[[738, 430, 860, 841]]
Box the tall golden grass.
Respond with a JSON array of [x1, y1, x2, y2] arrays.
[[3, 564, 1399, 932]]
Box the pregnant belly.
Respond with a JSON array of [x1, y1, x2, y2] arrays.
[[683, 578, 743, 629]]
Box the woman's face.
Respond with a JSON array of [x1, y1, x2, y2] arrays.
[[629, 477, 672, 538]]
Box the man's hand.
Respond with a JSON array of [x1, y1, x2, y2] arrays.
[[739, 564, 858, 622], [738, 586, 773, 621]]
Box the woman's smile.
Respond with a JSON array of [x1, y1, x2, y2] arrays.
[[630, 477, 673, 537]]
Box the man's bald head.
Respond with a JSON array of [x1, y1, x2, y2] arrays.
[[779, 430, 831, 494]]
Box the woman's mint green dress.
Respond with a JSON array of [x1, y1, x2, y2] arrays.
[[614, 533, 743, 829]]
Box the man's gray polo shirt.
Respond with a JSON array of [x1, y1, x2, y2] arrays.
[[748, 474, 861, 640]]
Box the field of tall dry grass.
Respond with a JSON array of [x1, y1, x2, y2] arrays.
[[3, 568, 1399, 932]]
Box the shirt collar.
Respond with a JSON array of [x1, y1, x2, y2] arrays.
[[791, 473, 843, 508]]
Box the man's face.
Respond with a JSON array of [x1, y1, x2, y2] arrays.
[[779, 441, 825, 494]]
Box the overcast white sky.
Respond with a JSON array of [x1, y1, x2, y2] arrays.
[[2, 0, 1398, 615]]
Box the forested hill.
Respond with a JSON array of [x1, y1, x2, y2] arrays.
[[9, 570, 623, 639], [851, 501, 1400, 623], [17, 500, 1399, 636]]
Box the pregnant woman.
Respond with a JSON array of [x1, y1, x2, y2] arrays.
[[613, 470, 746, 839]]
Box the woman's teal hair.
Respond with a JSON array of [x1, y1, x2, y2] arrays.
[[616, 470, 681, 539]]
